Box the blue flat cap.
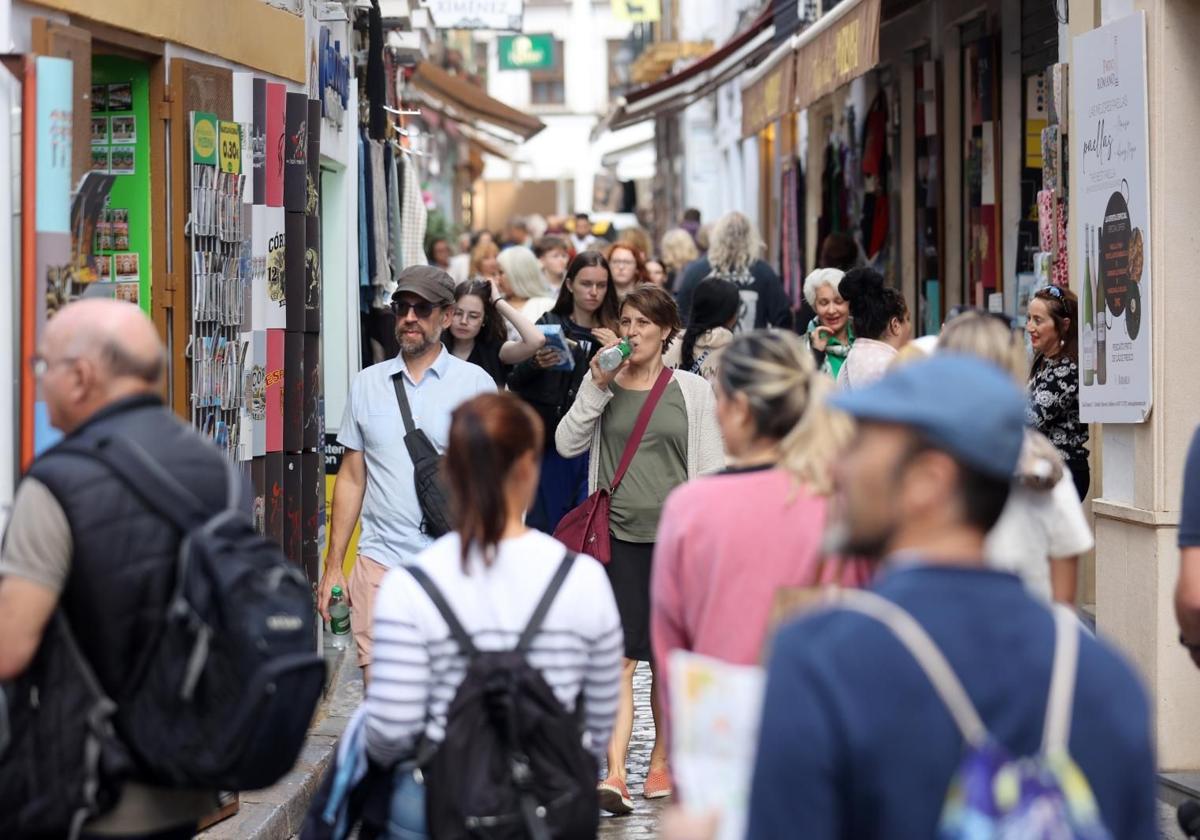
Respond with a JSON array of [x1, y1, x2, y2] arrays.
[[827, 355, 1026, 480]]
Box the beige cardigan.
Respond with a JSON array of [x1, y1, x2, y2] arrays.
[[555, 369, 725, 495]]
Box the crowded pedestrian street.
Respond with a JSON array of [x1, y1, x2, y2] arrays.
[[5, 1, 1200, 839]]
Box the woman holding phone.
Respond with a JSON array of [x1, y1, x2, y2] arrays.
[[801, 268, 854, 378]]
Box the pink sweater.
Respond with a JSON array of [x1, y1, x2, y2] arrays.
[[651, 468, 869, 735]]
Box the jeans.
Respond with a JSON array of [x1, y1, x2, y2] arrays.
[[388, 767, 428, 840]]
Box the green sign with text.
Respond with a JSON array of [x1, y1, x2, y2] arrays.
[[498, 35, 555, 71]]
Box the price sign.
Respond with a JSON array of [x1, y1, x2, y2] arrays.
[[219, 121, 242, 174]]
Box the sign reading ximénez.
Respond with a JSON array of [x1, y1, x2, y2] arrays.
[[499, 34, 555, 71]]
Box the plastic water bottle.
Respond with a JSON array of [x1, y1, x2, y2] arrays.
[[596, 339, 632, 372], [329, 585, 351, 650]]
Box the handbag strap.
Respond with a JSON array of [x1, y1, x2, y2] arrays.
[[391, 372, 417, 436], [610, 368, 673, 493]]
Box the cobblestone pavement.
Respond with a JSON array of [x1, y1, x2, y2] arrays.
[[598, 663, 668, 838]]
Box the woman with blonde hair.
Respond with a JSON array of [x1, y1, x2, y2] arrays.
[[469, 239, 500, 283], [675, 211, 791, 331], [652, 330, 867, 740], [939, 310, 1092, 603], [496, 245, 556, 338], [659, 228, 699, 293]]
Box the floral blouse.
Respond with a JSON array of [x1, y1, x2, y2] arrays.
[[1027, 355, 1089, 462]]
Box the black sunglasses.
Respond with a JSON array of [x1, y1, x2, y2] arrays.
[[390, 300, 438, 319]]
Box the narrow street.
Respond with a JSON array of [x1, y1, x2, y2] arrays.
[[598, 664, 668, 839]]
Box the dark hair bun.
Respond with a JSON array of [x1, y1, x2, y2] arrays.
[[838, 268, 884, 304]]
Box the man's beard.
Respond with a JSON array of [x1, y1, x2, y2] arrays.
[[396, 324, 441, 358], [822, 509, 891, 561]]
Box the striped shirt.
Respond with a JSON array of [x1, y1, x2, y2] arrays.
[[365, 530, 624, 767]]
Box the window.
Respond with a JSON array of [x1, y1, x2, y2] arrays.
[[608, 40, 634, 101], [472, 41, 489, 87], [530, 39, 565, 106]]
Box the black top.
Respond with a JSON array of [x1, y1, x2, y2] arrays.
[[508, 312, 603, 448], [466, 337, 509, 390], [675, 257, 793, 331], [1027, 355, 1089, 462]]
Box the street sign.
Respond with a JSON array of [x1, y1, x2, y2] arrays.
[[498, 34, 555, 70]]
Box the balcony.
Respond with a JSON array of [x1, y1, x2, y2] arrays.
[[630, 40, 714, 85]]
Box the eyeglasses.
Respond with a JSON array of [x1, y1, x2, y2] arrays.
[[29, 354, 78, 378], [390, 300, 438, 319], [609, 259, 637, 268], [453, 309, 483, 323]]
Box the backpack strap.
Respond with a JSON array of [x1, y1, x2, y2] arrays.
[[1042, 605, 1081, 753], [836, 589, 989, 748], [516, 552, 577, 654], [52, 435, 239, 531], [403, 566, 480, 659], [391, 372, 417, 436], [610, 369, 672, 493]]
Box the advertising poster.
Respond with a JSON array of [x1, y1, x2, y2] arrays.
[[1073, 12, 1153, 423]]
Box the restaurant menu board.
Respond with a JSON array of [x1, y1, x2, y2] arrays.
[[1073, 12, 1153, 423]]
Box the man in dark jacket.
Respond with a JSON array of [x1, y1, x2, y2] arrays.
[[0, 299, 222, 839], [674, 211, 792, 331]]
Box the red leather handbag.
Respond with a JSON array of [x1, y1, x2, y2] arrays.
[[554, 368, 673, 563]]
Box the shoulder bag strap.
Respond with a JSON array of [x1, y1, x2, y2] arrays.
[[516, 552, 577, 654], [1041, 605, 1081, 754], [403, 565, 479, 658], [391, 372, 417, 436], [836, 589, 989, 749], [610, 368, 673, 493]]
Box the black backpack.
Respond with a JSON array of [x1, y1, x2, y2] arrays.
[[56, 435, 326, 791], [392, 373, 453, 538], [405, 553, 599, 840]]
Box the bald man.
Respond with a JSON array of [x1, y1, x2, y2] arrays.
[[0, 300, 222, 838]]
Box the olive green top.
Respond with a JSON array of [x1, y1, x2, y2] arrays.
[[597, 379, 689, 543]]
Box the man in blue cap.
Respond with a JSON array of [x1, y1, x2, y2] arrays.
[[746, 355, 1156, 840]]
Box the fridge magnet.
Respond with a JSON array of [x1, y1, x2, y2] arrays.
[[115, 253, 140, 279], [91, 84, 108, 112], [91, 147, 110, 173], [91, 255, 112, 282], [91, 117, 108, 145], [95, 222, 114, 251], [114, 280, 140, 305], [107, 82, 133, 112], [109, 145, 136, 175], [110, 115, 136, 144]]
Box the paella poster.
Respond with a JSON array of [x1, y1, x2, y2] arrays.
[[1073, 12, 1152, 423]]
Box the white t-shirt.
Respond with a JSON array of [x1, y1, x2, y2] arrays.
[[985, 471, 1094, 600], [364, 530, 623, 767]]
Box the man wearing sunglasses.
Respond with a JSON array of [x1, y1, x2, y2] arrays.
[[320, 265, 495, 681]]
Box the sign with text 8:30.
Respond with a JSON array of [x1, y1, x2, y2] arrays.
[[498, 35, 555, 70]]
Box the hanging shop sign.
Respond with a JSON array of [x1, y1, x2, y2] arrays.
[[498, 34, 555, 70], [1073, 11, 1152, 423], [793, 0, 880, 111], [426, 0, 524, 32], [318, 26, 349, 129], [612, 0, 661, 24], [742, 51, 796, 137]]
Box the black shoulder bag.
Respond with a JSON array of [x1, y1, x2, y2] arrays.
[[392, 373, 453, 538]]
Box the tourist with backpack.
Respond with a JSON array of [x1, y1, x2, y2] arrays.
[[746, 355, 1157, 840], [0, 300, 323, 839], [554, 285, 724, 813], [674, 212, 792, 332], [364, 393, 622, 839]]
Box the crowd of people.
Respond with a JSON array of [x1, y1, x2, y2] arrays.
[[1, 202, 1189, 840]]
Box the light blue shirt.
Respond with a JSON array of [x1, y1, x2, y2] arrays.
[[337, 348, 496, 568]]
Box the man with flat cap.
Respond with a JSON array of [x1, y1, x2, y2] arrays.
[[319, 265, 495, 680], [746, 355, 1155, 840]]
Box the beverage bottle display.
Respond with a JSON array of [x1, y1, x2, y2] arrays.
[[1095, 229, 1107, 386], [329, 585, 351, 649], [1082, 223, 1095, 386], [596, 338, 632, 372]]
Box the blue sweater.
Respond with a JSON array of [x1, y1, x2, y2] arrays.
[[746, 565, 1156, 840]]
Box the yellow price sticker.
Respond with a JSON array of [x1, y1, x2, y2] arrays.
[[219, 121, 242, 174]]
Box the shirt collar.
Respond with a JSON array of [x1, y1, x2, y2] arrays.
[[391, 345, 451, 383]]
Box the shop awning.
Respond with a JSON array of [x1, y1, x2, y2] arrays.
[[410, 61, 545, 141], [792, 0, 881, 111], [740, 39, 797, 137], [591, 9, 775, 140]]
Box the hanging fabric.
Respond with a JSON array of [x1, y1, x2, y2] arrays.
[[400, 151, 428, 270], [860, 91, 890, 260], [367, 0, 387, 139], [386, 143, 403, 279]]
